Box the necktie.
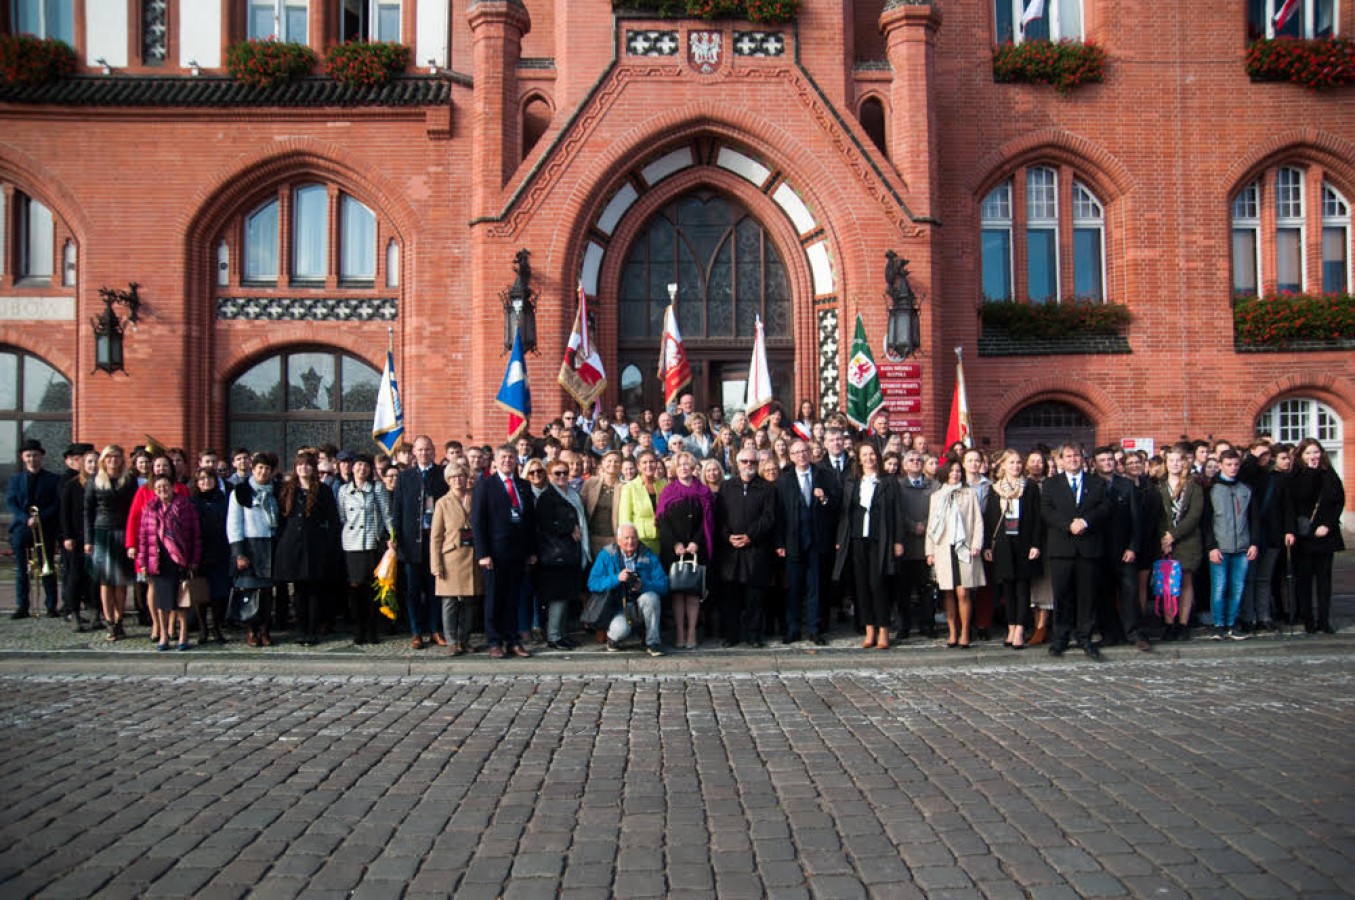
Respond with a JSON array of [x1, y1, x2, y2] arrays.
[[912, 479, 922, 488], [802, 472, 812, 506], [505, 476, 520, 510], [1070, 475, 1080, 503]]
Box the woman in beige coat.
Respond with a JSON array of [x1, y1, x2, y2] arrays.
[[926, 458, 986, 648], [431, 463, 482, 655]]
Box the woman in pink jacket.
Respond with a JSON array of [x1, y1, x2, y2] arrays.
[[135, 473, 202, 652]]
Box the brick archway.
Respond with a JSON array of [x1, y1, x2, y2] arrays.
[[993, 377, 1123, 445]]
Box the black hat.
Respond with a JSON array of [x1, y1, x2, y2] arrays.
[[352, 453, 374, 467], [19, 438, 45, 455], [335, 449, 357, 463], [65, 442, 95, 457]]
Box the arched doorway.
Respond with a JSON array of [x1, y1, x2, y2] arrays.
[[616, 190, 793, 417], [0, 347, 71, 486], [226, 348, 380, 460], [1003, 400, 1095, 454]]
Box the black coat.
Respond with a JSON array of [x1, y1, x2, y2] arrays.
[[535, 487, 582, 571], [832, 475, 903, 581], [774, 466, 839, 561], [59, 476, 87, 546], [1286, 466, 1346, 554], [191, 489, 232, 567], [1039, 472, 1109, 559], [1099, 473, 1143, 560], [656, 491, 713, 566], [471, 472, 537, 563], [273, 486, 341, 583], [715, 477, 779, 587], [983, 483, 1044, 581], [390, 465, 450, 562]]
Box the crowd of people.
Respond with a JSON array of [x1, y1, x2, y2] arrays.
[[4, 392, 1348, 659]]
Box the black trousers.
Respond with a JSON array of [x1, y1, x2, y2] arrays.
[[1292, 549, 1334, 629], [293, 580, 325, 639], [995, 577, 1031, 630], [1049, 555, 1098, 648], [1104, 558, 1142, 642], [850, 538, 890, 628], [61, 549, 96, 615], [484, 564, 525, 648], [722, 584, 765, 643]]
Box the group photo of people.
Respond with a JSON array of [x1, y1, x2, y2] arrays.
[[5, 394, 1348, 660]]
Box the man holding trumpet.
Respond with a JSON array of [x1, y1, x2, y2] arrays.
[[7, 438, 61, 619]]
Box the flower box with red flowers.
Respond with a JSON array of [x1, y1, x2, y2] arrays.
[[612, 0, 800, 23], [1245, 37, 1354, 91], [992, 39, 1106, 95], [0, 35, 76, 87], [1233, 291, 1355, 351], [326, 41, 411, 89], [226, 38, 317, 89]]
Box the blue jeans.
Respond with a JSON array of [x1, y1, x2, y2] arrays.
[[607, 591, 661, 647], [1209, 552, 1249, 630]]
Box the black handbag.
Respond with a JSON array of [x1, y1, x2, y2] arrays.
[[580, 586, 622, 629], [226, 587, 261, 624], [668, 552, 707, 598], [1295, 500, 1319, 538]]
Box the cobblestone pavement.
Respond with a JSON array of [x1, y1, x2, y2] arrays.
[[1, 655, 1352, 899]]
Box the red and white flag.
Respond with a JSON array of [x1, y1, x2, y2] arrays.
[[1273, 0, 1300, 29], [657, 304, 692, 408], [944, 346, 972, 450], [1021, 0, 1045, 26], [558, 284, 607, 409], [745, 316, 774, 429]]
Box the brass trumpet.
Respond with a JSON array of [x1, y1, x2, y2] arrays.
[[27, 505, 54, 581]]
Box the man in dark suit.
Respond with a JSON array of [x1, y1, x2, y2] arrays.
[[817, 425, 853, 630], [1039, 443, 1109, 660], [6, 439, 61, 618], [1093, 445, 1149, 650], [897, 449, 938, 638], [776, 440, 840, 645], [472, 444, 537, 658], [717, 450, 779, 647], [389, 435, 449, 648]]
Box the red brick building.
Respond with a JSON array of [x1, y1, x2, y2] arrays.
[[0, 0, 1352, 517]]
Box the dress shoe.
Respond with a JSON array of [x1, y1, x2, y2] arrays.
[[721, 639, 739, 648], [431, 633, 448, 647], [558, 637, 579, 650], [546, 640, 570, 650], [488, 645, 505, 659], [9, 610, 29, 620], [782, 634, 800, 645], [1319, 623, 1337, 635], [511, 645, 532, 658], [1135, 639, 1152, 652], [1048, 643, 1066, 657], [1082, 643, 1102, 661], [812, 634, 828, 646], [606, 639, 622, 652], [447, 641, 463, 655]]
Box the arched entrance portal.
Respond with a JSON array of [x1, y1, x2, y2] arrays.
[[1003, 401, 1095, 454], [615, 191, 793, 417]]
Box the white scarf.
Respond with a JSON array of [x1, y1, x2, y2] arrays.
[[927, 482, 970, 554]]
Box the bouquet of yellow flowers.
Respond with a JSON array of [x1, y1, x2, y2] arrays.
[[373, 537, 400, 621]]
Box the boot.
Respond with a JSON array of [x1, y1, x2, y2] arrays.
[[245, 626, 258, 647], [1029, 623, 1047, 646], [259, 625, 273, 647]]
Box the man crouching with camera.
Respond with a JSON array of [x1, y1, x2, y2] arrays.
[[587, 522, 669, 656]]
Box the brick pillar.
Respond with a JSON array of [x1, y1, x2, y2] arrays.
[[468, 0, 531, 203], [879, 2, 946, 438]]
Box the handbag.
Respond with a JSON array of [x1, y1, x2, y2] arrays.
[[580, 585, 622, 629], [1151, 555, 1182, 622], [178, 574, 209, 610], [668, 552, 707, 598], [1294, 500, 1319, 538], [226, 587, 261, 624]]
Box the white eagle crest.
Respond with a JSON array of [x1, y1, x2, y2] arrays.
[[689, 31, 721, 74]]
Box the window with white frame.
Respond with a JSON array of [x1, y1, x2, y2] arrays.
[[1232, 181, 1261, 296], [2, 184, 71, 291], [981, 165, 1110, 305], [1026, 167, 1059, 303], [341, 0, 401, 42], [1248, 0, 1339, 41], [1256, 396, 1345, 475], [1322, 182, 1350, 293], [248, 0, 308, 42], [11, 0, 74, 43], [16, 193, 54, 283], [981, 180, 1013, 302], [995, 0, 1084, 45], [227, 181, 391, 290], [1071, 182, 1104, 301], [1276, 167, 1305, 293]]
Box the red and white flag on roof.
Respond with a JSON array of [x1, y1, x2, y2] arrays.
[[1021, 0, 1045, 26], [1273, 0, 1300, 29], [558, 284, 607, 409], [657, 303, 692, 408], [745, 316, 774, 429]]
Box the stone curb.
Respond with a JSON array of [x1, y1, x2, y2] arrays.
[[1, 634, 1349, 678]]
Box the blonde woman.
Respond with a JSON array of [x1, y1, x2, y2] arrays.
[[84, 445, 138, 640], [983, 449, 1042, 649], [431, 463, 482, 654], [926, 458, 985, 648], [617, 450, 667, 556], [1156, 444, 1204, 641]]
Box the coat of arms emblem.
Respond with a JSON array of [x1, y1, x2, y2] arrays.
[[688, 31, 722, 74]]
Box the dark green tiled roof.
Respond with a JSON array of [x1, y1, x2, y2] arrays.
[[0, 74, 459, 108]]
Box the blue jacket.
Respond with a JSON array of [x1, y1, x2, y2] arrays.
[[7, 467, 61, 551], [587, 542, 669, 597]]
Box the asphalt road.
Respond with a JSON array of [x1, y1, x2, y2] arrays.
[[1, 654, 1352, 899]]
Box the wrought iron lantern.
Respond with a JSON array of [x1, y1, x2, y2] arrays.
[[91, 283, 142, 374], [502, 248, 537, 352]]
